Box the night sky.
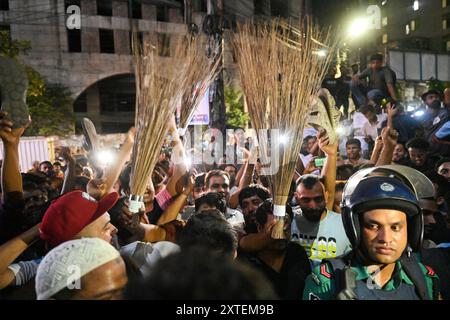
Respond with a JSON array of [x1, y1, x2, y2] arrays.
[[312, 0, 361, 27]]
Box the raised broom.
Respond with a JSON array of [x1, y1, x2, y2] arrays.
[[233, 18, 337, 238], [128, 33, 211, 213], [177, 35, 221, 138]]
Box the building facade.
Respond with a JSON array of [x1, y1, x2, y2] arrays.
[[378, 0, 450, 53], [0, 0, 311, 134]]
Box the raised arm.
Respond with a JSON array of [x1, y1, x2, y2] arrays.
[[157, 173, 195, 226], [103, 127, 135, 194], [370, 135, 383, 164], [317, 130, 338, 211], [228, 149, 256, 209], [376, 127, 398, 166], [166, 117, 188, 197], [0, 224, 40, 289], [0, 112, 28, 202], [60, 147, 76, 195]]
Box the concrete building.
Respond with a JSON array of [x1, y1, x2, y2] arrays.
[[0, 0, 311, 134], [377, 0, 450, 53]]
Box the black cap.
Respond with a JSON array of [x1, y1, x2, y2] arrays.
[[421, 89, 442, 101]]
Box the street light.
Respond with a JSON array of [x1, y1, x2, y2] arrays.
[[346, 17, 372, 71], [347, 17, 370, 39]]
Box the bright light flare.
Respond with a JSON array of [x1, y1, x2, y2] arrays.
[[414, 110, 424, 117], [279, 134, 289, 145], [95, 149, 116, 166], [184, 156, 192, 168], [336, 126, 345, 135], [348, 18, 370, 38]]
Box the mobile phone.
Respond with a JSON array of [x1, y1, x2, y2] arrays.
[[314, 157, 326, 167]]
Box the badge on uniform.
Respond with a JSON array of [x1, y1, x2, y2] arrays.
[[309, 293, 321, 300]]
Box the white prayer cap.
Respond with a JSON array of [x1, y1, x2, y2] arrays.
[[35, 238, 120, 300], [120, 241, 180, 277]]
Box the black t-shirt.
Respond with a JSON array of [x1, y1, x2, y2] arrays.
[[403, 159, 435, 174], [0, 192, 49, 261], [322, 77, 339, 98], [381, 114, 421, 145], [420, 248, 450, 300], [147, 198, 164, 225], [0, 192, 50, 244], [238, 242, 311, 299], [358, 66, 395, 96]]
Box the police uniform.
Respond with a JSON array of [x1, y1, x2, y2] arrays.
[[303, 258, 440, 300], [303, 166, 442, 300]]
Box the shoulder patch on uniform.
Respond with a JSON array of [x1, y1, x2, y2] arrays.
[[424, 265, 436, 276], [309, 292, 321, 300], [320, 264, 332, 279], [311, 273, 321, 286]]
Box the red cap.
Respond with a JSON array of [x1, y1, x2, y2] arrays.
[[40, 190, 119, 247]]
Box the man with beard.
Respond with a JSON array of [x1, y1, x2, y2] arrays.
[[291, 175, 351, 267], [235, 185, 271, 250], [392, 143, 409, 165], [204, 170, 244, 224], [238, 199, 311, 299], [419, 89, 450, 155], [303, 174, 441, 300], [238, 185, 271, 231]]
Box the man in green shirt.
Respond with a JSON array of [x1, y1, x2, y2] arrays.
[[303, 171, 441, 300]]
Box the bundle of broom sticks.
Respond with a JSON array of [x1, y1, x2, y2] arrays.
[[177, 36, 221, 137], [129, 33, 218, 212], [233, 18, 338, 238]]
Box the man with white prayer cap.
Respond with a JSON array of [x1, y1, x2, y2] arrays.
[[35, 238, 127, 300]]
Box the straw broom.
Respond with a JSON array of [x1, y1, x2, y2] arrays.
[[177, 35, 221, 137], [233, 19, 337, 238], [128, 34, 208, 212]]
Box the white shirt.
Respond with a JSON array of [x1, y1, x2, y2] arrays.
[[363, 121, 379, 141], [226, 207, 244, 224], [290, 207, 352, 268]]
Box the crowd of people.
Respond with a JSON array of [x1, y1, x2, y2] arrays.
[[0, 52, 449, 300]]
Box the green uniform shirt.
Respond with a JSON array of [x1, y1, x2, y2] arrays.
[[303, 259, 440, 300]]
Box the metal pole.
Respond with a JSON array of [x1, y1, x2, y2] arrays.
[[184, 0, 192, 24], [207, 0, 226, 138]]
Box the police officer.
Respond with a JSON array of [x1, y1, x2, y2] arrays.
[[303, 167, 441, 300]]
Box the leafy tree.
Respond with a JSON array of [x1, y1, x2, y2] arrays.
[[225, 86, 249, 129], [427, 78, 450, 93], [0, 31, 74, 136], [26, 84, 74, 136]]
